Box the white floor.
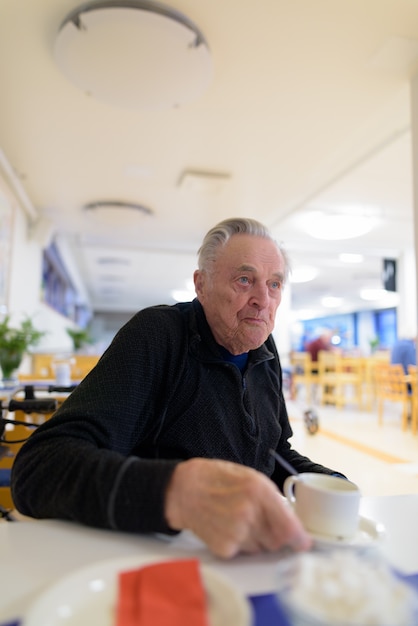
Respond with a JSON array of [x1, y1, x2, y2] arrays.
[[285, 392, 418, 497]]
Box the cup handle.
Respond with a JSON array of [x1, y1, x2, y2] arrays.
[[283, 475, 298, 505]]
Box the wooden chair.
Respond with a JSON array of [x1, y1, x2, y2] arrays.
[[30, 353, 56, 378], [19, 352, 64, 382], [289, 351, 314, 403], [336, 356, 364, 409], [0, 487, 14, 510], [362, 353, 390, 411], [374, 363, 411, 430], [317, 351, 340, 406], [317, 352, 363, 409], [70, 355, 100, 380], [20, 353, 100, 384], [408, 365, 417, 435]]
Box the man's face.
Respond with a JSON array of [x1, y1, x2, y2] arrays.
[[194, 234, 285, 354]]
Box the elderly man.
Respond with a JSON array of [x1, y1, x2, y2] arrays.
[[12, 218, 344, 558]]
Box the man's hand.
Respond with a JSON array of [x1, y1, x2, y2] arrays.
[[164, 458, 312, 559]]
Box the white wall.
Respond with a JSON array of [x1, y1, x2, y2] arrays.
[[396, 249, 417, 338], [272, 279, 292, 368], [0, 172, 78, 367]]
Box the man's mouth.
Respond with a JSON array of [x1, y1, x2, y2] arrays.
[[243, 317, 265, 324]]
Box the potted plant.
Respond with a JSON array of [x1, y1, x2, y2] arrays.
[[66, 327, 93, 352], [369, 337, 380, 354], [0, 315, 45, 382]]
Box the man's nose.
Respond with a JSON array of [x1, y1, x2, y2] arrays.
[[249, 285, 270, 308]]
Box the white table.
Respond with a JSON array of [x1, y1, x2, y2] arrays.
[[0, 494, 417, 624]]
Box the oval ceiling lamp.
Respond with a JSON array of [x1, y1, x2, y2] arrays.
[[53, 1, 213, 110], [82, 199, 154, 231], [299, 210, 379, 241], [84, 200, 153, 215]]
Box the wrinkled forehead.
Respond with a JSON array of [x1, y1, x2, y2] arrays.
[[216, 234, 285, 272]]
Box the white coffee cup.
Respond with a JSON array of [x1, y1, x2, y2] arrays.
[[283, 473, 361, 539]]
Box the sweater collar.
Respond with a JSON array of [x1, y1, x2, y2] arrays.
[[189, 299, 274, 364]]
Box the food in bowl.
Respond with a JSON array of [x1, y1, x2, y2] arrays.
[[276, 550, 418, 626]]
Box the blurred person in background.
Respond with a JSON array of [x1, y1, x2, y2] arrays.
[[390, 330, 416, 398], [305, 328, 334, 374], [390, 331, 416, 375]]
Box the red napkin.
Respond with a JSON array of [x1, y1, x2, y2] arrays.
[[116, 558, 210, 626]]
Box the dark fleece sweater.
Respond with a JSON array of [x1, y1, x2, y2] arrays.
[[12, 300, 341, 534]]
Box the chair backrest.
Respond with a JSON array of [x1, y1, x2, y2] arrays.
[[70, 355, 100, 380], [31, 353, 56, 378], [317, 350, 340, 375], [24, 353, 100, 383], [290, 351, 313, 377], [374, 362, 412, 429], [339, 356, 364, 376], [374, 363, 408, 400]]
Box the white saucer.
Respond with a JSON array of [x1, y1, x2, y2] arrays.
[[310, 515, 386, 549]]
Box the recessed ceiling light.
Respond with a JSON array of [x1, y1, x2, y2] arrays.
[[360, 288, 399, 305], [339, 253, 364, 264], [290, 266, 319, 283], [298, 211, 379, 240]]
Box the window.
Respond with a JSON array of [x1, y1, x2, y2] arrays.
[[42, 242, 81, 322]]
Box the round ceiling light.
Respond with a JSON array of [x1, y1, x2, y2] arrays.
[[84, 200, 153, 215], [53, 1, 213, 110], [82, 200, 153, 231], [297, 210, 379, 240]]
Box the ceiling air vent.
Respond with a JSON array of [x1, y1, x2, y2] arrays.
[[177, 170, 231, 194]]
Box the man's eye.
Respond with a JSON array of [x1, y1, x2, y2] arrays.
[[238, 276, 250, 284], [270, 281, 282, 290]]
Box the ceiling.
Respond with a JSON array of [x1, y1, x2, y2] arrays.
[[1, 0, 418, 322]]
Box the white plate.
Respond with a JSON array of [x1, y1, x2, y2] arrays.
[[23, 555, 252, 626], [310, 515, 386, 549]]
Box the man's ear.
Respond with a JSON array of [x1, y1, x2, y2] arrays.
[[193, 269, 204, 299]]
